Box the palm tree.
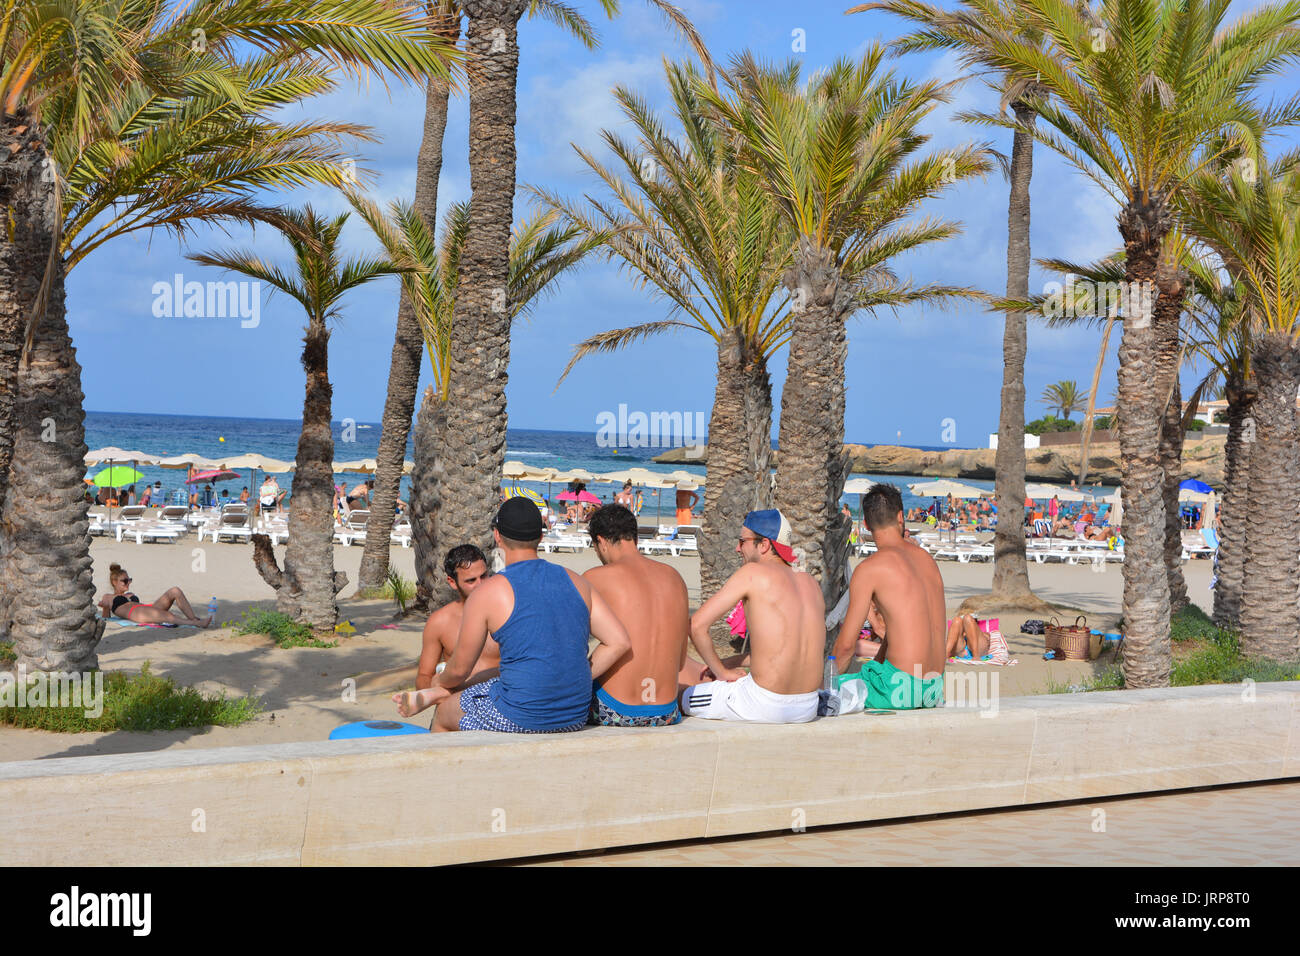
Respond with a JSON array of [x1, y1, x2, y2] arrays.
[[1040, 380, 1088, 421], [964, 0, 1300, 687], [434, 0, 713, 573], [191, 209, 408, 631], [1179, 159, 1300, 658], [696, 49, 991, 615], [359, 0, 610, 592], [848, 0, 1063, 617], [534, 59, 794, 647], [0, 0, 457, 670], [349, 193, 605, 607], [1179, 259, 1252, 629], [1036, 248, 1200, 611]]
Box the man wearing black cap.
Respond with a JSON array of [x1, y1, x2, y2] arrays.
[[394, 497, 631, 733]]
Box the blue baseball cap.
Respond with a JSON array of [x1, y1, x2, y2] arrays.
[[742, 509, 795, 563]]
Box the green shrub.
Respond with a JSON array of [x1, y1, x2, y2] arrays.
[[0, 661, 260, 733], [233, 609, 338, 649], [0, 641, 13, 668], [384, 568, 415, 615], [1172, 630, 1300, 686], [1169, 604, 1219, 643], [1025, 414, 1079, 435]]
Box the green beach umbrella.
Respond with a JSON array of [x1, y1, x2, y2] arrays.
[[91, 466, 143, 487]]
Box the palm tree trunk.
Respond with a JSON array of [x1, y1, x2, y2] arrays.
[[1115, 192, 1173, 688], [1239, 330, 1300, 659], [357, 14, 459, 592], [1212, 376, 1255, 629], [987, 106, 1038, 607], [7, 258, 104, 672], [774, 239, 851, 629], [1154, 275, 1189, 614], [701, 327, 755, 653], [743, 348, 774, 513], [412, 385, 445, 611], [435, 0, 526, 566], [0, 113, 53, 524], [278, 317, 339, 631]]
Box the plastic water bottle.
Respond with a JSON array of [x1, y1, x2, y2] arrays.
[[207, 596, 217, 620], [823, 654, 837, 692]]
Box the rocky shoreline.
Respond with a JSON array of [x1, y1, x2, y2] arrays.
[[653, 435, 1227, 486]]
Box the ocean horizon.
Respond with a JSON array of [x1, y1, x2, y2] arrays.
[[83, 409, 988, 513]]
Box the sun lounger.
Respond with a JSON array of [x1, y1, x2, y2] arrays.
[[117, 522, 186, 545], [199, 511, 254, 543], [391, 516, 412, 548], [638, 537, 681, 557], [539, 531, 590, 553], [1183, 529, 1217, 558]]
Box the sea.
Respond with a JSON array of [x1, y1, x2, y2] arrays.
[[84, 410, 996, 515]]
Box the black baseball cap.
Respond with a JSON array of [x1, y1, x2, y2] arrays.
[[493, 496, 543, 540]]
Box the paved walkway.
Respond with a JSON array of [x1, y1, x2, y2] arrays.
[[510, 780, 1300, 866]]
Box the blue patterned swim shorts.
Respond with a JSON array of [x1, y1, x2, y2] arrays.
[[457, 678, 586, 734], [588, 685, 682, 728]]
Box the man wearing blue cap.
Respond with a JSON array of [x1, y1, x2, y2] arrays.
[[679, 508, 824, 723]]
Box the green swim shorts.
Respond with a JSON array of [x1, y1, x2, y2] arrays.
[[835, 658, 944, 710]]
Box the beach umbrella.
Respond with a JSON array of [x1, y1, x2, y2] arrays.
[[91, 465, 142, 487], [907, 479, 987, 499], [506, 486, 546, 508], [1180, 478, 1213, 494], [843, 477, 875, 494], [1024, 483, 1094, 504], [156, 453, 219, 469], [1107, 487, 1123, 529], [186, 468, 241, 484], [1201, 489, 1217, 529], [334, 459, 377, 474], [85, 447, 158, 466]]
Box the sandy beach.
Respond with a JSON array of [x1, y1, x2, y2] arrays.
[[0, 535, 1214, 763]]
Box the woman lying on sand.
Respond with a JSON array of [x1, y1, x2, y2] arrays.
[[96, 563, 212, 628]]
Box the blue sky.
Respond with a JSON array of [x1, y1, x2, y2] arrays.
[[71, 0, 1298, 448]]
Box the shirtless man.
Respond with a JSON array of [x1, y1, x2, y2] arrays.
[[346, 479, 374, 509], [583, 504, 689, 727], [415, 544, 500, 690], [680, 509, 823, 723], [393, 497, 630, 733], [831, 483, 946, 709]]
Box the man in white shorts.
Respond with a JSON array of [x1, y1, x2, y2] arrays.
[[680, 509, 824, 723]]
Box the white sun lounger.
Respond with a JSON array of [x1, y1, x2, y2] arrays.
[[199, 511, 254, 543], [117, 522, 186, 545]]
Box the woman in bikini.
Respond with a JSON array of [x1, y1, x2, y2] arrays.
[[97, 563, 212, 627]]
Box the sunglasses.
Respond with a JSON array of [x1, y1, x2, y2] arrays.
[[738, 535, 759, 545]]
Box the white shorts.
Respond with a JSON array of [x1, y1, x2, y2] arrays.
[[680, 674, 818, 724]]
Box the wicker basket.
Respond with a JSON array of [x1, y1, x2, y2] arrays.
[[1047, 615, 1092, 660]]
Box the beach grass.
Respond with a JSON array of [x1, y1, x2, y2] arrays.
[[233, 608, 339, 648], [1053, 620, 1300, 691], [1169, 603, 1219, 643], [0, 661, 261, 733]]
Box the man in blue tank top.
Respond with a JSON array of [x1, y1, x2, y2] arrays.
[[394, 497, 631, 733]]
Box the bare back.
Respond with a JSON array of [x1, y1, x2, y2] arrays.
[[857, 540, 947, 676], [741, 562, 824, 695], [585, 554, 688, 706], [417, 601, 500, 689]]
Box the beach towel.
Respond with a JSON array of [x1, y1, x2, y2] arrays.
[[108, 619, 196, 629]]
